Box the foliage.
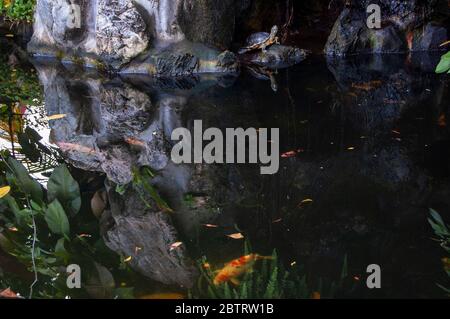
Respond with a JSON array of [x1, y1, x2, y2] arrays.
[[435, 51, 450, 74], [0, 59, 42, 105], [191, 242, 350, 299], [0, 155, 136, 298], [0, 0, 35, 22], [131, 167, 173, 213], [428, 209, 450, 295]]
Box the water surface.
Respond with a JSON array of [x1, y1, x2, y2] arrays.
[[1, 39, 449, 298]]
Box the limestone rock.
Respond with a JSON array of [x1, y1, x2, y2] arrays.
[[102, 183, 198, 288], [324, 0, 448, 56], [28, 0, 149, 68]]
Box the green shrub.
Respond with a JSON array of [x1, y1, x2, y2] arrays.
[[436, 51, 450, 74], [429, 209, 450, 295], [0, 0, 35, 22]]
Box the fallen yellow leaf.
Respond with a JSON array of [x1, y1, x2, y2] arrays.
[[0, 186, 11, 199], [170, 242, 183, 251], [124, 256, 132, 262], [439, 40, 450, 47], [298, 199, 313, 208], [46, 114, 67, 120], [227, 233, 244, 240], [203, 224, 219, 228]]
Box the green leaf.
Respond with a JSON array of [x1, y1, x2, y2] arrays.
[[47, 164, 81, 216], [435, 52, 450, 74], [45, 199, 70, 236], [54, 238, 69, 262], [7, 157, 43, 204]]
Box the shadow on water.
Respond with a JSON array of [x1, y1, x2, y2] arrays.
[[1, 38, 450, 298]]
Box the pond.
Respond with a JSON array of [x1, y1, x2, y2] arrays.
[[0, 38, 449, 299]]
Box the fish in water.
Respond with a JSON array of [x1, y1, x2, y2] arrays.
[[213, 254, 273, 286]]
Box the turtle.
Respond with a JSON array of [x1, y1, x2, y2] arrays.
[[238, 25, 280, 55]]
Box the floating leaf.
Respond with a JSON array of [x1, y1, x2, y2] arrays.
[[281, 149, 304, 158], [170, 242, 183, 251], [124, 256, 132, 263], [227, 233, 245, 240], [298, 199, 314, 207], [46, 114, 67, 120], [0, 186, 10, 199], [203, 224, 219, 228], [45, 199, 70, 237]]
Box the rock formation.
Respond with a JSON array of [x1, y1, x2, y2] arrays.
[[28, 0, 247, 74], [325, 0, 449, 56]]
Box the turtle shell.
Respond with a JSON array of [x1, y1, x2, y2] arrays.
[[245, 32, 270, 47]]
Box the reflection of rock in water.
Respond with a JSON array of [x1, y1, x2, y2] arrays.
[[326, 53, 446, 134], [34, 54, 449, 296], [35, 61, 240, 287], [325, 1, 448, 56], [34, 62, 169, 185], [101, 181, 197, 288]]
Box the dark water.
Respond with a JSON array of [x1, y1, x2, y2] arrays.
[[1, 40, 449, 298]]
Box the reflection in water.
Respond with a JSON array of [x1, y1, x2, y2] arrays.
[[1, 50, 450, 297]]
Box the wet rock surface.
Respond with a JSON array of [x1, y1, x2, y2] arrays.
[[325, 1, 449, 56], [245, 45, 309, 68], [33, 63, 170, 185], [121, 41, 239, 76], [33, 52, 450, 296], [101, 182, 198, 288], [27, 0, 316, 74], [28, 0, 149, 67]]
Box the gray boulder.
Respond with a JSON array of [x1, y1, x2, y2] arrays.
[[324, 0, 448, 56], [28, 0, 149, 68], [102, 183, 198, 288]]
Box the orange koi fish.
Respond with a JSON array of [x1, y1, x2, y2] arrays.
[[213, 254, 273, 286]]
